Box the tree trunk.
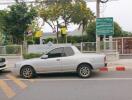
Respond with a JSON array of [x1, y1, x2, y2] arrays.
[[56, 20, 59, 43]]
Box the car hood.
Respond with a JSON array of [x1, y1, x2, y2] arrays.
[[16, 58, 41, 65]]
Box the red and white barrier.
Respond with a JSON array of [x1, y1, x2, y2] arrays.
[[99, 66, 127, 72]]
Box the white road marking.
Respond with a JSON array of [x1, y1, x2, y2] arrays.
[[1, 78, 132, 81]]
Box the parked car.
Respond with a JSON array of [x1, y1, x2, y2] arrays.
[[0, 58, 6, 71], [13, 46, 107, 79]]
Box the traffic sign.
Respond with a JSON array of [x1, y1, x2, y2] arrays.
[[96, 17, 114, 36]]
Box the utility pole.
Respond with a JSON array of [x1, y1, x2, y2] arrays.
[[96, 0, 100, 18], [96, 0, 100, 52]]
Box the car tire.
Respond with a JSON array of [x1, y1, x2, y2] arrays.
[[20, 65, 36, 79], [0, 70, 3, 73], [77, 64, 92, 78]]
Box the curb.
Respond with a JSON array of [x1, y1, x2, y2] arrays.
[[99, 66, 131, 72]]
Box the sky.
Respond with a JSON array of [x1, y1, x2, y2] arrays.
[[0, 0, 132, 32], [87, 0, 132, 32]]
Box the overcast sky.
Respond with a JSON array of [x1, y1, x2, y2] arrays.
[[87, 0, 132, 32], [0, 0, 132, 32]]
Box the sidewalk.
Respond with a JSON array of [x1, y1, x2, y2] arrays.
[[6, 58, 23, 68], [108, 59, 132, 68], [98, 59, 132, 72]]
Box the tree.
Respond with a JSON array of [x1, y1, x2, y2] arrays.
[[2, 3, 37, 44], [37, 0, 95, 42], [0, 10, 8, 33], [86, 21, 124, 42], [38, 3, 62, 42], [86, 21, 96, 42], [114, 22, 123, 37], [0, 10, 9, 45]]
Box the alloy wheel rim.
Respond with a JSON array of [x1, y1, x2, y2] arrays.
[[23, 67, 32, 78], [80, 67, 90, 77]]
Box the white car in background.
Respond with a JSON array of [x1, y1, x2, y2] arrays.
[[0, 58, 6, 71], [14, 46, 107, 79]]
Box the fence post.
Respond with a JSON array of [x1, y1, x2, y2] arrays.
[[122, 38, 123, 54], [4, 46, 6, 55], [81, 42, 83, 52], [103, 35, 106, 52], [109, 36, 113, 51], [20, 45, 22, 55], [116, 40, 118, 52]]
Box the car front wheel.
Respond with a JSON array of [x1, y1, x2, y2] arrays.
[[77, 64, 92, 78], [20, 66, 36, 79]]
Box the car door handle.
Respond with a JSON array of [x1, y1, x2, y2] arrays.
[[56, 59, 60, 61]]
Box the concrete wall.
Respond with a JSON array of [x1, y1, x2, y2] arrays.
[[105, 52, 119, 61], [28, 43, 72, 54]]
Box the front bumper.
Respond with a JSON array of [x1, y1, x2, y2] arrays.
[[0, 64, 7, 70], [0, 64, 6, 68]]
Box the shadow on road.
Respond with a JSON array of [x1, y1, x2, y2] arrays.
[[0, 70, 11, 75], [35, 71, 100, 79]]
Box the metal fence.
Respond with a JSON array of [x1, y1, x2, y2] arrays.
[[77, 41, 118, 53], [0, 45, 22, 56]]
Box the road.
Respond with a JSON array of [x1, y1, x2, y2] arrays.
[[0, 70, 132, 100]]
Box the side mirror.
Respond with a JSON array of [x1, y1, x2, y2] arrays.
[[41, 55, 48, 59]]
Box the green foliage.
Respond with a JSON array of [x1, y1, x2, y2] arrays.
[[0, 3, 37, 44], [45, 38, 54, 43], [86, 21, 96, 42], [37, 0, 95, 42], [23, 53, 42, 59], [70, 1, 95, 32], [6, 45, 21, 54], [0, 10, 8, 33], [113, 22, 123, 37], [58, 36, 89, 43], [0, 32, 3, 45], [122, 31, 132, 36]]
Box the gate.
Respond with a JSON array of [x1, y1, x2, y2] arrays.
[[113, 37, 132, 55]]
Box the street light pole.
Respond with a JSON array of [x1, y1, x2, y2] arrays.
[[96, 0, 100, 52], [96, 0, 100, 18]]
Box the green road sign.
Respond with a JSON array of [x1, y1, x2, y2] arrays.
[[96, 17, 114, 36]]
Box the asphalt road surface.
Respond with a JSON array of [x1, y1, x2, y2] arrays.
[[0, 70, 132, 100]]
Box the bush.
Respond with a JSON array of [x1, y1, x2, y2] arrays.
[[6, 45, 21, 54], [23, 53, 42, 59]]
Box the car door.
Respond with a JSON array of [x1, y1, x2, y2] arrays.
[[60, 47, 77, 71], [38, 47, 65, 73]]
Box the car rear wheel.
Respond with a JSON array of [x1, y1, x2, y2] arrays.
[[77, 64, 92, 78], [20, 66, 36, 79]]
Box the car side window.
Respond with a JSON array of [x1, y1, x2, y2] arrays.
[[47, 47, 64, 58], [64, 47, 74, 56]]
